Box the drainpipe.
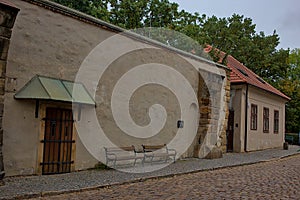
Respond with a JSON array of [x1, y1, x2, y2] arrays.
[[0, 2, 19, 184], [244, 84, 249, 152]]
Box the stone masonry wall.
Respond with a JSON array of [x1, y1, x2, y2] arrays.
[[0, 2, 19, 184], [193, 67, 230, 159], [221, 69, 231, 152]]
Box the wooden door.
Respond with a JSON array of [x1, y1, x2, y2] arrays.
[[41, 108, 74, 174], [226, 110, 234, 152]]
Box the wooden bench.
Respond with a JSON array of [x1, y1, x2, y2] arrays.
[[142, 144, 176, 164], [104, 146, 143, 168]]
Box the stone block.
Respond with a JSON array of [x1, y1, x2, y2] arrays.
[[0, 129, 2, 145], [0, 60, 6, 77], [0, 78, 4, 95], [0, 103, 3, 117], [200, 98, 210, 106], [205, 146, 223, 159], [0, 37, 9, 60], [0, 8, 19, 28], [225, 85, 231, 90], [200, 106, 211, 114], [0, 156, 4, 180], [0, 26, 11, 38]]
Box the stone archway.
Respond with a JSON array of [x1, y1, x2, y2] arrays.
[[0, 2, 19, 184], [193, 69, 228, 159]]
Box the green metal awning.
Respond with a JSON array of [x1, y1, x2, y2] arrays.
[[14, 75, 95, 105]]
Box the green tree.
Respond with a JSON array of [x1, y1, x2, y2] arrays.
[[279, 49, 300, 133], [172, 11, 205, 43], [144, 0, 179, 28], [51, 0, 110, 21], [49, 0, 296, 131], [109, 0, 148, 29]]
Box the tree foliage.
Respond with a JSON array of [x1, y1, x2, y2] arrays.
[[51, 0, 110, 20], [50, 0, 298, 132], [278, 49, 300, 132]]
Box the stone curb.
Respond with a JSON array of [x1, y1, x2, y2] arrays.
[[2, 152, 299, 200]]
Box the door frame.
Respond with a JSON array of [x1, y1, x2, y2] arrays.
[[37, 102, 78, 175], [226, 109, 234, 152]]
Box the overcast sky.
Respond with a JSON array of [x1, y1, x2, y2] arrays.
[[169, 0, 300, 50]]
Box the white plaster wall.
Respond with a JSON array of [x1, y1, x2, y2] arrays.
[[3, 0, 227, 175], [3, 94, 40, 175], [4, 0, 114, 176], [247, 86, 286, 151], [231, 85, 246, 153]]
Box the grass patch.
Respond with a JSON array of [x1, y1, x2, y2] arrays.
[[93, 162, 112, 170]]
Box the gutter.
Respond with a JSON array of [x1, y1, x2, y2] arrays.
[[244, 84, 249, 152]]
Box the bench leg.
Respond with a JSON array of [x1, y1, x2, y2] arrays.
[[150, 156, 154, 165], [165, 156, 168, 163], [106, 159, 112, 167]]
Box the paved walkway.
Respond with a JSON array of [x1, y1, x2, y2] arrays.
[[1, 145, 300, 200], [31, 152, 300, 200]]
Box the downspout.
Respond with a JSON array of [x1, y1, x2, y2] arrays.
[[244, 84, 249, 152]]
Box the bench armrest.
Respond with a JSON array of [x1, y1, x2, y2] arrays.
[[167, 148, 177, 155], [144, 151, 154, 157], [106, 152, 117, 159]]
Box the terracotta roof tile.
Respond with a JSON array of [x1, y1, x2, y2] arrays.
[[227, 55, 290, 100], [204, 46, 290, 100]]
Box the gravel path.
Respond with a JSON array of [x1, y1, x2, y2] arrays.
[[0, 145, 299, 200]]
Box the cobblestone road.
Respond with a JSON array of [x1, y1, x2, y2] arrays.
[[31, 154, 300, 200]]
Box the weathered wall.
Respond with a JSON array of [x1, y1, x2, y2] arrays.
[[231, 84, 286, 152], [247, 86, 286, 151], [230, 85, 246, 153], [3, 0, 228, 176], [0, 1, 19, 183], [4, 0, 114, 176]]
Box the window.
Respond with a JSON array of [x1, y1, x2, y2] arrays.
[[274, 110, 279, 134], [263, 107, 269, 133], [238, 68, 249, 77], [250, 104, 258, 130], [256, 76, 266, 84]]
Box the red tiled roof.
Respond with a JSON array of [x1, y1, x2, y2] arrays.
[[0, 0, 19, 9], [205, 46, 290, 100], [227, 55, 290, 100]]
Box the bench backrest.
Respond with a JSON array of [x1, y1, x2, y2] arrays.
[[142, 144, 167, 152], [104, 146, 136, 155]]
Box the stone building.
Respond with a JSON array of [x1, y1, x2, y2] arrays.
[[0, 0, 230, 178]]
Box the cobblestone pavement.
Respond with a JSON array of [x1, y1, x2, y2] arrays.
[[0, 145, 299, 199], [32, 154, 300, 200]]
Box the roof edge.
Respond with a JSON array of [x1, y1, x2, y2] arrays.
[[232, 82, 291, 101], [21, 0, 229, 71], [22, 0, 123, 32], [0, 0, 20, 10]]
